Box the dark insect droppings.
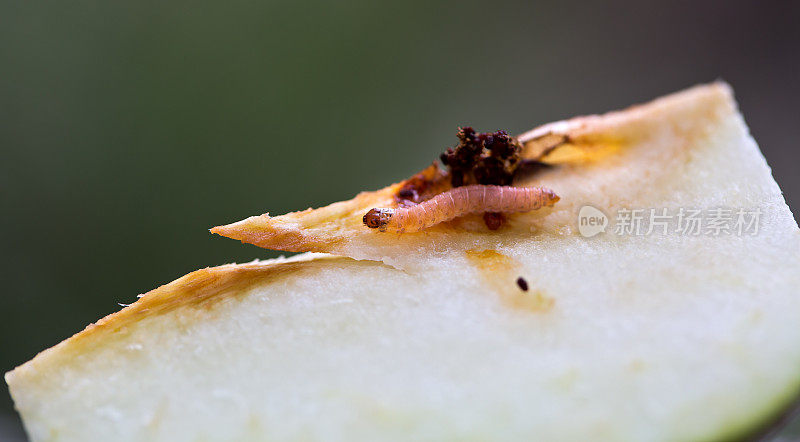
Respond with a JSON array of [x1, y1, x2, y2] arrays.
[[516, 277, 529, 291], [483, 212, 505, 230], [439, 127, 523, 188]]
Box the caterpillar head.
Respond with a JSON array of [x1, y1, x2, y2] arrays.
[[363, 208, 394, 231]]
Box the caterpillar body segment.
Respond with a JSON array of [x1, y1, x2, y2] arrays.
[[363, 185, 559, 233]]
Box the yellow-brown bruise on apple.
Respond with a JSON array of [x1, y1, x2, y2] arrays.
[[465, 249, 555, 313]]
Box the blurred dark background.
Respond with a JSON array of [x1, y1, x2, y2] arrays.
[[2, 1, 799, 439]]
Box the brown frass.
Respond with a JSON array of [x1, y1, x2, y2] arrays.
[[439, 127, 523, 187], [483, 212, 505, 230]]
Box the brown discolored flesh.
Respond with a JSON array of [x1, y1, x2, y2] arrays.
[[394, 163, 451, 206], [465, 249, 554, 313]]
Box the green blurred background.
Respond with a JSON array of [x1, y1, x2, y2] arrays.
[[2, 1, 799, 439]]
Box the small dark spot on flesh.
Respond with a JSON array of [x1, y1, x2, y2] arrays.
[[516, 277, 529, 291]]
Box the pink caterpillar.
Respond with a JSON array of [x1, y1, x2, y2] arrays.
[[363, 185, 559, 233]]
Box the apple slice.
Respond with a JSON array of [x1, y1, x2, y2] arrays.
[[7, 82, 800, 441]]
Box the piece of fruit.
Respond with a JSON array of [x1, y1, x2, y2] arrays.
[[7, 82, 800, 441]]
